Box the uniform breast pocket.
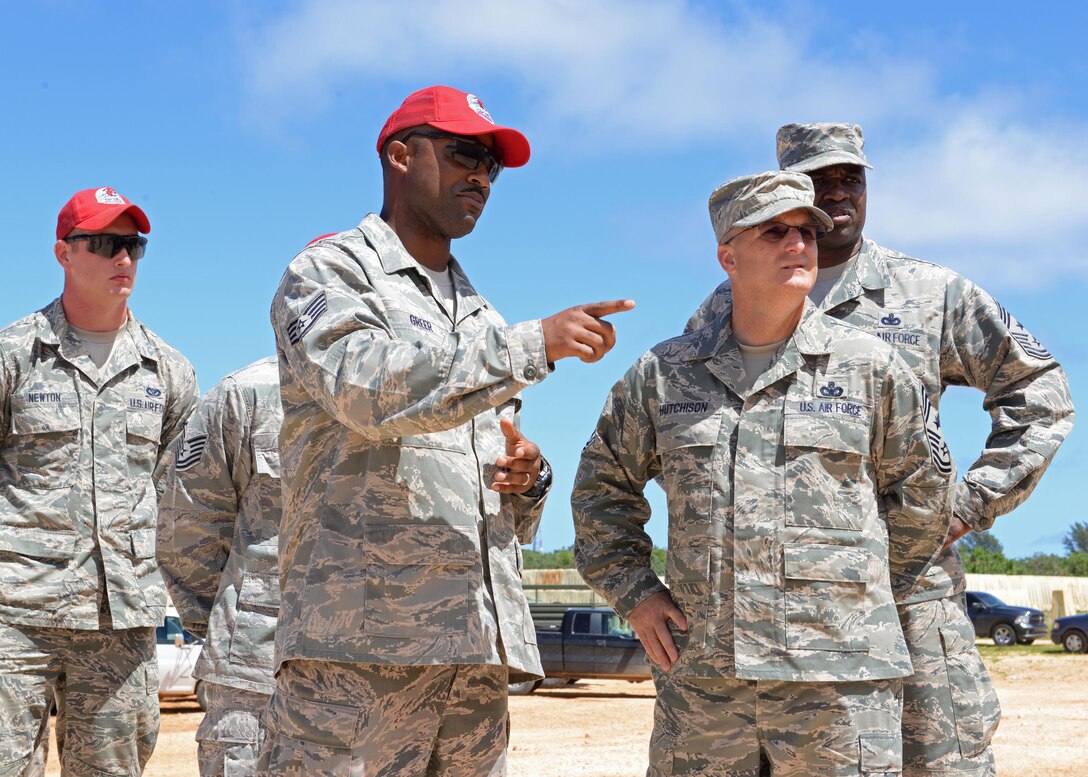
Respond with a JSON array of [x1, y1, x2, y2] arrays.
[[783, 412, 871, 531], [783, 542, 872, 652], [363, 523, 477, 639], [252, 434, 281, 485], [10, 397, 81, 489], [657, 412, 722, 527]]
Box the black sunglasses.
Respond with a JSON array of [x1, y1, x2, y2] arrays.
[[722, 221, 830, 245], [63, 234, 147, 260], [400, 130, 504, 183]]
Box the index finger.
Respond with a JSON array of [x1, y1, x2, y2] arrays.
[[580, 299, 636, 319]]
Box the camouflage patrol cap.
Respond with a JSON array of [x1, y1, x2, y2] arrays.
[[709, 170, 834, 243], [776, 123, 873, 173]]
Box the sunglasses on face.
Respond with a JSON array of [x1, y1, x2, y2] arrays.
[[63, 234, 147, 260], [723, 221, 830, 245], [400, 130, 504, 183]]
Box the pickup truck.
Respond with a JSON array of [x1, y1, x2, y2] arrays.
[[510, 606, 651, 694]]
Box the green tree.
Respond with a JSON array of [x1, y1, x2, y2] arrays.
[[1018, 553, 1066, 576], [1062, 521, 1088, 554], [651, 548, 667, 577], [961, 547, 1021, 574], [1062, 552, 1088, 576], [959, 530, 1004, 554]]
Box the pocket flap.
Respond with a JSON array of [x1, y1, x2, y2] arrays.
[[265, 690, 359, 748], [784, 408, 869, 454], [783, 543, 872, 584], [0, 527, 78, 559], [130, 528, 156, 558], [665, 546, 711, 584], [656, 410, 721, 452], [254, 446, 280, 477], [859, 732, 901, 771], [238, 571, 280, 609], [11, 397, 81, 435], [127, 408, 163, 442], [363, 524, 477, 566]]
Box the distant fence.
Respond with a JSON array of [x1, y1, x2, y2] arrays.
[[965, 573, 1088, 619], [524, 569, 1088, 619]]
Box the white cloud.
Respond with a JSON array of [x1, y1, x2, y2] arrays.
[[237, 0, 937, 139], [868, 112, 1088, 288], [236, 0, 1087, 287]]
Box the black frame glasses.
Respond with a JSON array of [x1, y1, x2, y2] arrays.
[[63, 234, 147, 260], [721, 221, 830, 245], [399, 129, 504, 183]]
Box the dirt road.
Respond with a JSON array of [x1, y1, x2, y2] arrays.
[[45, 647, 1087, 775]]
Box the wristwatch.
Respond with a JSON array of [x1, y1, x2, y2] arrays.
[[523, 457, 552, 499]]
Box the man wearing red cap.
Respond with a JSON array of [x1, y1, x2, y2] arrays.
[[259, 86, 633, 775], [0, 187, 198, 775]]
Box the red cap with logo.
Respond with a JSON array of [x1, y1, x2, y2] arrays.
[[56, 187, 151, 240], [376, 86, 530, 168]]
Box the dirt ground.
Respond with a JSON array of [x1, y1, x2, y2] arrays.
[[44, 647, 1087, 776]]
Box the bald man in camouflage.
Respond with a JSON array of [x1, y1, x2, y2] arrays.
[[685, 124, 1074, 776]]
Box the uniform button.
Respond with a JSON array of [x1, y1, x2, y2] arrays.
[[523, 364, 538, 380]]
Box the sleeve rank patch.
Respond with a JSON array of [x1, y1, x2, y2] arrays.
[[920, 386, 953, 476], [175, 433, 209, 472], [999, 304, 1053, 360], [287, 291, 328, 346]]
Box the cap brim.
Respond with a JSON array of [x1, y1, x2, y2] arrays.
[[426, 119, 530, 167], [783, 150, 872, 174], [74, 204, 151, 234], [734, 202, 835, 232]]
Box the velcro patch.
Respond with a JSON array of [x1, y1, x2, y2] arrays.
[[175, 433, 208, 472], [999, 305, 1052, 360], [287, 292, 328, 346], [921, 386, 953, 475]]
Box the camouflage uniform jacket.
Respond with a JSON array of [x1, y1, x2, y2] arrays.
[[0, 298, 198, 629], [686, 239, 1074, 604], [270, 214, 550, 677], [158, 356, 282, 695], [573, 302, 953, 682]]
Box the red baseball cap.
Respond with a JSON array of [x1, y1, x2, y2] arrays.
[[376, 86, 530, 168], [56, 187, 151, 240]]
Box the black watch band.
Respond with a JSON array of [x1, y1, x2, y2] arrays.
[[524, 457, 552, 499]]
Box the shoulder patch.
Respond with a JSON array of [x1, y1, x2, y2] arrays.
[[920, 386, 953, 476], [998, 305, 1052, 360], [287, 292, 328, 346], [175, 432, 208, 472]]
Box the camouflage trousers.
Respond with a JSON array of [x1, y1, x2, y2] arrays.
[[0, 622, 158, 777], [197, 683, 270, 777], [648, 668, 903, 776], [256, 660, 509, 776], [899, 596, 999, 777]]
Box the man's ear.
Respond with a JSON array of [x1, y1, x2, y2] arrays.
[[54, 240, 69, 268], [385, 138, 411, 175], [717, 242, 735, 274]]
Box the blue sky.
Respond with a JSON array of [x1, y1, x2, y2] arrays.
[[3, 1, 1085, 555]]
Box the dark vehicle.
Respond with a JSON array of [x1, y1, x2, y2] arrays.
[[1050, 612, 1088, 653], [965, 591, 1047, 647], [510, 606, 650, 694]]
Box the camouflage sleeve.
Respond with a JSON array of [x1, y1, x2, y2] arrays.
[[272, 247, 548, 441], [0, 345, 10, 449], [940, 278, 1075, 530], [153, 358, 199, 498], [874, 351, 954, 599], [156, 379, 249, 637], [572, 358, 667, 618], [682, 281, 730, 335]]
